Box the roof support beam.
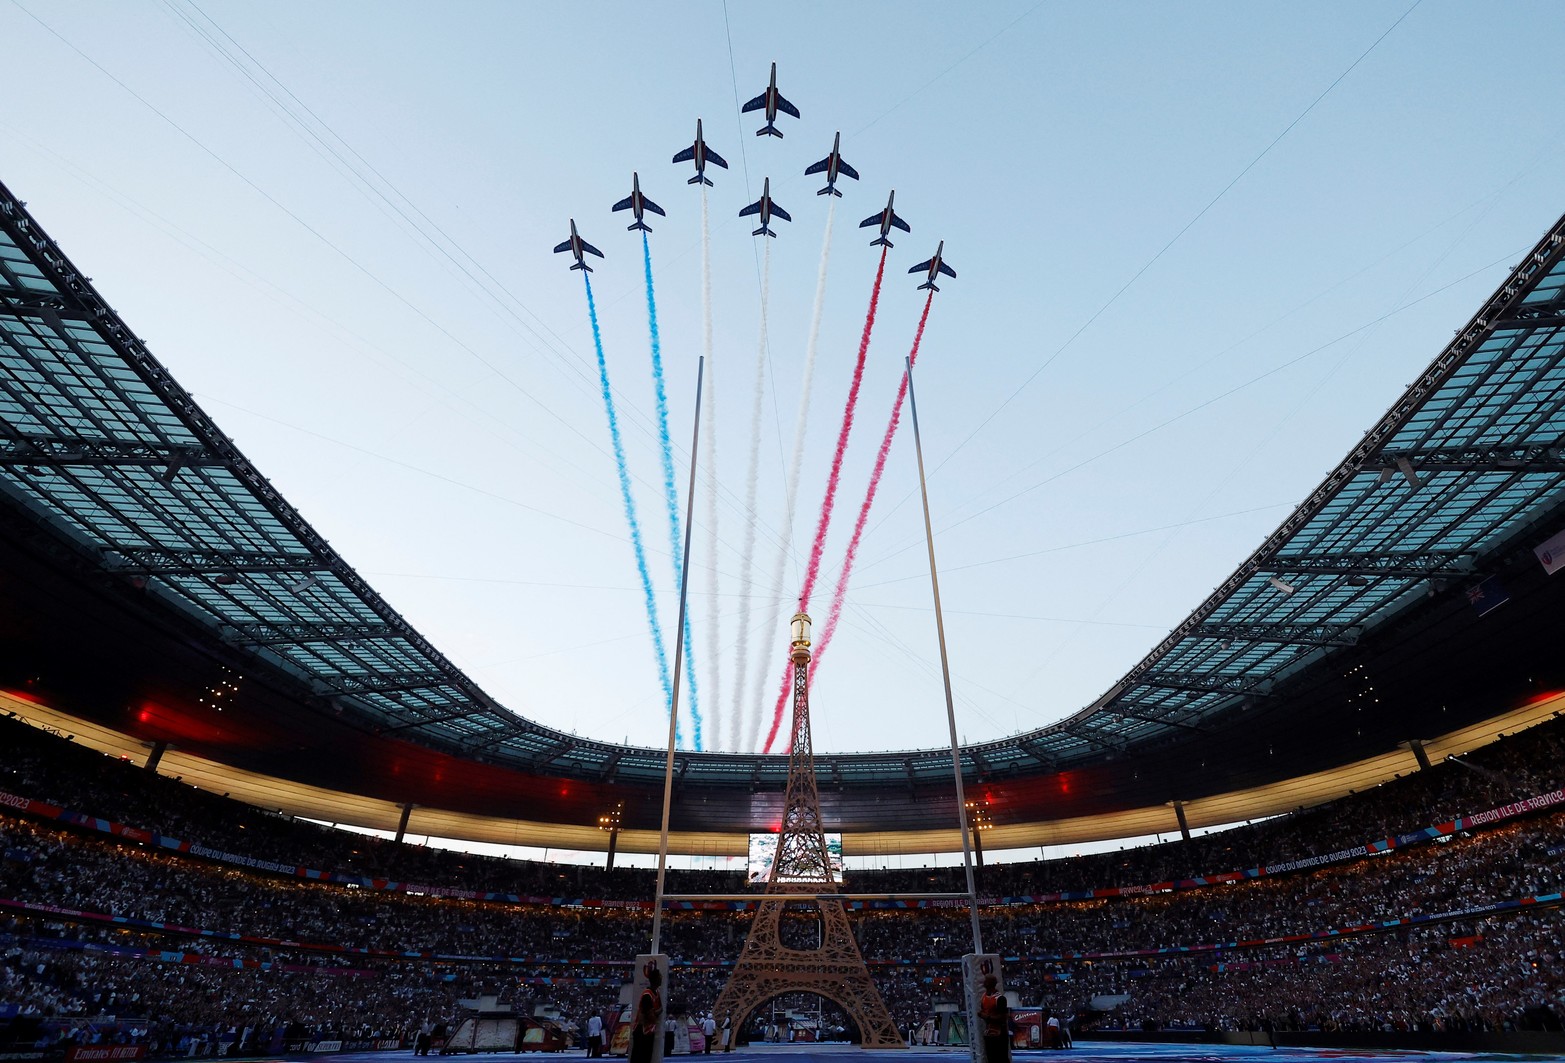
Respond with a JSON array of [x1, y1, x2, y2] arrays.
[[226, 621, 395, 646], [1107, 706, 1212, 734], [102, 545, 323, 575], [600, 748, 624, 784], [1258, 551, 1474, 579], [1372, 443, 1565, 475], [327, 672, 451, 696], [1488, 305, 1565, 332], [1134, 672, 1273, 697], [1194, 622, 1362, 648], [532, 739, 577, 769], [0, 432, 223, 471]]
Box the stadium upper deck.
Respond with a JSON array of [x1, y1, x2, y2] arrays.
[[3, 177, 1565, 851]]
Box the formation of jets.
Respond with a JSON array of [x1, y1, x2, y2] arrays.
[[554, 63, 953, 286]]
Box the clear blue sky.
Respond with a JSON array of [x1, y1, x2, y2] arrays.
[[3, 1, 1562, 755]]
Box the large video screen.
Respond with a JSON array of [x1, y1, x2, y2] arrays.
[[747, 832, 843, 885]]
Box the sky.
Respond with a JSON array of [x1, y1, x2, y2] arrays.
[[2, 1, 1562, 758]]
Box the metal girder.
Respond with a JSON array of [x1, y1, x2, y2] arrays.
[[531, 739, 576, 769], [326, 671, 452, 696], [1061, 724, 1129, 756], [1372, 443, 1565, 475], [1134, 671, 1272, 696], [376, 707, 480, 734], [103, 545, 323, 575], [0, 432, 223, 471], [1107, 705, 1212, 734], [1194, 621, 1362, 647], [225, 621, 395, 646], [600, 748, 624, 783], [0, 293, 97, 322], [1489, 305, 1565, 332], [1014, 735, 1058, 768], [1259, 550, 1474, 578]]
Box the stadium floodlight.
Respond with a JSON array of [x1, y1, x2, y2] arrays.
[[287, 574, 320, 595], [1268, 576, 1296, 595]]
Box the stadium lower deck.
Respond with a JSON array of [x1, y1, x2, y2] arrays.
[[303, 1048, 1565, 1063]]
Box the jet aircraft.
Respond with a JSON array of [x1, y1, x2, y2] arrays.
[[611, 172, 666, 232], [859, 190, 911, 248], [671, 119, 729, 186], [805, 132, 859, 197], [741, 63, 800, 138], [738, 178, 791, 237], [909, 241, 957, 291], [552, 219, 604, 272]]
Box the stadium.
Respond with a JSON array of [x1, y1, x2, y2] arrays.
[[3, 5, 1565, 1063]]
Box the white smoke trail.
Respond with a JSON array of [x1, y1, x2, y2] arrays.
[[699, 185, 724, 749], [743, 200, 835, 751], [728, 240, 772, 750]]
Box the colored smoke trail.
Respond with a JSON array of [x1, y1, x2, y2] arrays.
[[641, 233, 701, 749], [815, 291, 936, 666], [731, 241, 772, 752], [584, 273, 676, 742], [698, 184, 723, 748], [745, 200, 836, 751], [762, 245, 889, 753]]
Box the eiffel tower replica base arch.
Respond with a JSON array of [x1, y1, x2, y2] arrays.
[[712, 613, 904, 1050]]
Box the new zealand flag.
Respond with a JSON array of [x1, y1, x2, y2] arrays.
[[1466, 576, 1510, 617]]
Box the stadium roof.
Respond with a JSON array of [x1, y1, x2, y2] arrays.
[[2, 177, 1565, 812]]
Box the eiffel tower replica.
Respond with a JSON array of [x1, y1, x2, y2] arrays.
[[713, 612, 904, 1050]]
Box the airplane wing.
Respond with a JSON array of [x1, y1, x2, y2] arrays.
[[644, 198, 666, 217], [776, 94, 800, 119], [739, 201, 762, 218], [672, 146, 696, 164], [938, 261, 957, 278], [838, 160, 860, 181], [771, 203, 792, 223], [804, 158, 829, 176], [552, 240, 572, 254], [891, 214, 912, 233], [909, 259, 933, 276], [741, 92, 767, 113], [582, 241, 604, 259], [706, 148, 729, 169], [859, 213, 881, 228], [611, 196, 634, 213]]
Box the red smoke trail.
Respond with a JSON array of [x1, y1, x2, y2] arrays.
[[761, 246, 889, 753], [815, 290, 935, 667]]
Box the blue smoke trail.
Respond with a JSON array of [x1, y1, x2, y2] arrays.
[[642, 233, 703, 750], [584, 272, 678, 745]]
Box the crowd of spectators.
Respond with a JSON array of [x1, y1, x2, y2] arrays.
[[0, 714, 1563, 1049], [5, 713, 1561, 902]]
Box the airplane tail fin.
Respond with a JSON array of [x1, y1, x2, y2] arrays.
[[755, 124, 783, 138], [687, 174, 714, 187], [917, 281, 938, 292], [816, 186, 842, 197], [870, 236, 893, 248], [628, 221, 651, 233], [752, 226, 776, 238], [570, 262, 592, 273]]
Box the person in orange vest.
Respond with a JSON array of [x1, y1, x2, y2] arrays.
[[978, 975, 1010, 1063], [630, 968, 662, 1063]]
